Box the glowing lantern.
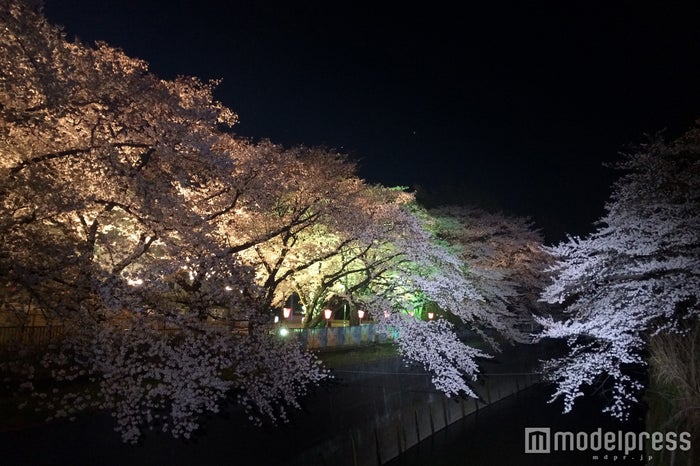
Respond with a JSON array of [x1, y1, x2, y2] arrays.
[[357, 309, 365, 324], [428, 312, 434, 320], [283, 307, 292, 319]]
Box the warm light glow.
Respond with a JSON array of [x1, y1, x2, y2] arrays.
[[428, 312, 434, 320], [283, 307, 292, 319], [357, 309, 365, 319], [323, 308, 332, 320], [274, 316, 279, 323], [409, 311, 414, 317], [127, 278, 143, 286], [279, 327, 289, 337], [224, 285, 232, 291]]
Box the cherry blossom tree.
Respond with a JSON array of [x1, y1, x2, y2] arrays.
[[537, 124, 700, 419], [360, 202, 542, 394], [1, 0, 326, 442], [256, 183, 422, 327], [227, 144, 384, 325], [429, 206, 553, 340], [0, 0, 558, 443]]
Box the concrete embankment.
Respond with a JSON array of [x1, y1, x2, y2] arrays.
[[283, 341, 545, 466]]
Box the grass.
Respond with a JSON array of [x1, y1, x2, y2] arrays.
[[645, 325, 700, 466]]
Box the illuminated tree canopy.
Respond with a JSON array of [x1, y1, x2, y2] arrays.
[[429, 206, 554, 342], [1, 0, 551, 442], [537, 124, 700, 419]]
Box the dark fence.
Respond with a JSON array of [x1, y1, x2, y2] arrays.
[[291, 324, 394, 350], [0, 322, 394, 350]]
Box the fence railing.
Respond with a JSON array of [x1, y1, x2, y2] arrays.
[[0, 322, 393, 350], [290, 324, 393, 350]]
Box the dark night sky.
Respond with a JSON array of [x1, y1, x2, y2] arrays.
[[43, 1, 700, 242]]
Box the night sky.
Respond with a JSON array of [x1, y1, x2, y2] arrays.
[[43, 1, 700, 242]]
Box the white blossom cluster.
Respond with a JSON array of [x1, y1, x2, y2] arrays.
[[377, 313, 491, 397], [387, 204, 547, 345], [363, 204, 548, 396], [24, 314, 233, 443], [17, 312, 329, 444], [231, 334, 328, 425], [538, 125, 700, 418]]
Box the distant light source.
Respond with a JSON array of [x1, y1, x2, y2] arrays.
[[274, 316, 279, 324], [283, 307, 292, 319], [127, 278, 143, 286], [279, 327, 289, 337], [324, 308, 332, 320], [409, 311, 415, 317], [357, 309, 365, 324], [428, 312, 434, 320], [225, 285, 232, 291]]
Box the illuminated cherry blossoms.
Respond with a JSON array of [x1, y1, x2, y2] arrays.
[[1, 0, 550, 443], [537, 125, 700, 418]]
